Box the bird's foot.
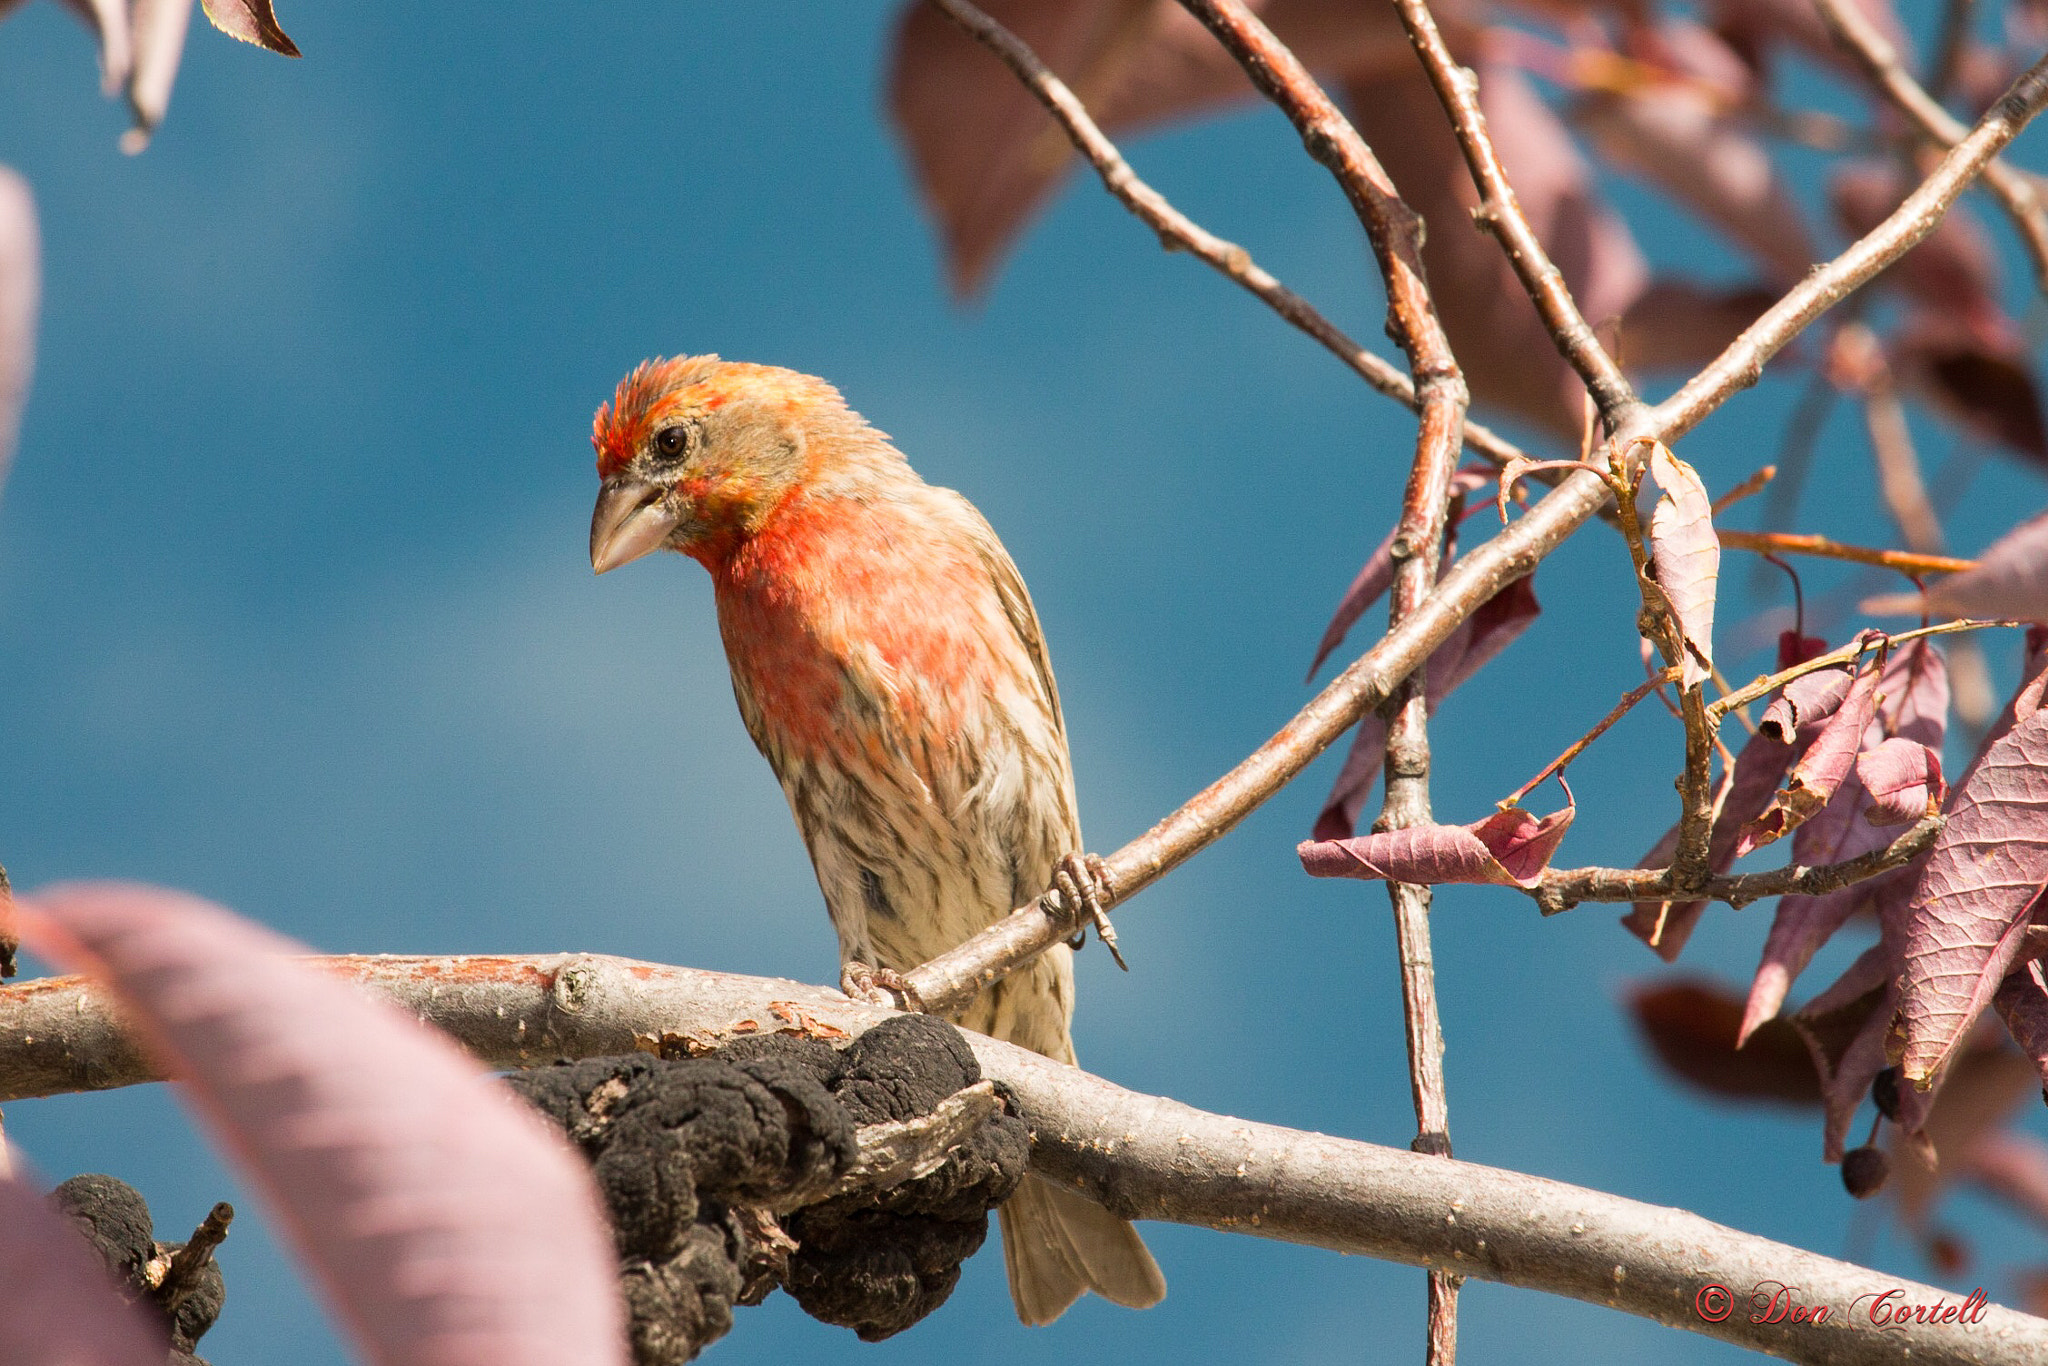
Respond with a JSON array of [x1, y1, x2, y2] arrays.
[[841, 960, 924, 1012], [1053, 852, 1128, 971]]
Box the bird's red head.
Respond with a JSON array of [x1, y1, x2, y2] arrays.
[[588, 355, 890, 574]]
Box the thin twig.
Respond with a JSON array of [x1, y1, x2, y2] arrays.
[[1717, 529, 1974, 576], [1710, 617, 2021, 722], [1812, 0, 2048, 291], [1502, 667, 1681, 809], [1535, 813, 1943, 913], [5, 955, 2047, 1364], [1388, 0, 1641, 428], [1652, 51, 2048, 441], [1928, 0, 1975, 102], [1854, 332, 1947, 557], [154, 1201, 233, 1318], [1710, 464, 1776, 514], [902, 53, 2048, 1019], [928, 0, 1524, 469]]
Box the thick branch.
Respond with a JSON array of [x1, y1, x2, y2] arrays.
[[1812, 0, 2048, 291], [4, 954, 2044, 1365], [927, 0, 1523, 468], [1389, 0, 1640, 426]]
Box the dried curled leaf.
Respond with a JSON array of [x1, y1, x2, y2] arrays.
[[1645, 441, 1718, 688], [1758, 664, 1855, 744], [1300, 802, 1573, 889], [1735, 659, 1880, 856]]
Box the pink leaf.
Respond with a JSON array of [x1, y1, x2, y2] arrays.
[[0, 165, 36, 499], [1758, 665, 1855, 744], [1735, 658, 1880, 856], [1889, 1039, 2038, 1224], [17, 883, 628, 1366], [198, 0, 299, 55], [1343, 58, 1647, 436], [1568, 24, 1813, 285], [1645, 441, 1719, 688], [1787, 943, 1895, 1160], [1831, 163, 2003, 332], [1616, 279, 1774, 374], [1898, 700, 2048, 1083], [1857, 737, 1945, 825], [1957, 1129, 2048, 1236], [1301, 802, 1573, 889], [888, 0, 1408, 294], [1867, 508, 2048, 622], [1994, 956, 2048, 1096], [1627, 978, 1822, 1105], [1741, 642, 1948, 1038], [1893, 321, 2048, 469], [0, 1167, 167, 1365], [122, 0, 194, 154], [1314, 574, 1540, 840], [57, 0, 134, 95]]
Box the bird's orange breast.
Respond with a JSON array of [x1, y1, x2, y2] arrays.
[[710, 496, 1010, 772]]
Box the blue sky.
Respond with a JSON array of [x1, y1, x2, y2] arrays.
[[3, 2, 2046, 1362]]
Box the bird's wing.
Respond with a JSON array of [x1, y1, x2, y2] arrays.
[[955, 496, 1067, 745]]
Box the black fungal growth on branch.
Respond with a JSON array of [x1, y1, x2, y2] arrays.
[[507, 1013, 1030, 1364], [51, 1173, 228, 1365]]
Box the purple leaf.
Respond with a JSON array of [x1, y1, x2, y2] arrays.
[[1645, 441, 1719, 688], [1313, 574, 1540, 840], [198, 0, 300, 55], [1867, 508, 2048, 622], [1787, 943, 1895, 1160], [1301, 802, 1572, 889], [0, 1167, 167, 1365], [1627, 978, 1822, 1105], [1889, 1038, 2038, 1224], [1735, 658, 1880, 856], [0, 165, 36, 499], [1741, 641, 1948, 1039], [18, 882, 628, 1366], [1994, 955, 2048, 1096], [1898, 695, 2048, 1084], [1894, 321, 2048, 469], [1758, 665, 1854, 744], [1307, 522, 1398, 682], [1857, 737, 1945, 825], [1616, 279, 1775, 374]]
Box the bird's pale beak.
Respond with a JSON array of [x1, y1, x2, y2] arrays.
[[590, 479, 680, 574]]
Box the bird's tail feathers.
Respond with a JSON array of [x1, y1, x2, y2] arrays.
[[999, 1174, 1166, 1325]]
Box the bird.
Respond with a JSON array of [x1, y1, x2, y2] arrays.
[[586, 354, 1165, 1325]]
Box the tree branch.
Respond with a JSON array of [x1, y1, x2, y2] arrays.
[[925, 0, 1525, 469], [1389, 0, 1641, 427], [4, 954, 2045, 1365], [1717, 529, 1973, 577], [1535, 812, 1944, 913], [1649, 51, 2048, 443], [1811, 0, 2048, 292]]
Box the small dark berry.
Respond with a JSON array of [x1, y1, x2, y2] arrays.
[[1872, 1067, 1903, 1122], [1842, 1145, 1889, 1199]]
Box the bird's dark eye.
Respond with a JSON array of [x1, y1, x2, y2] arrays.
[[651, 425, 691, 459]]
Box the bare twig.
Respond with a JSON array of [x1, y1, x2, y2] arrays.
[[1535, 813, 1943, 913], [1709, 617, 2021, 722], [904, 49, 2048, 1020], [1710, 464, 1776, 514], [1503, 667, 1681, 809], [1388, 0, 1641, 428], [927, 0, 1524, 468], [1928, 0, 1975, 103], [4, 954, 2046, 1365], [1655, 52, 2048, 441], [1717, 529, 1974, 576], [1812, 0, 2048, 291], [154, 1201, 232, 1318]]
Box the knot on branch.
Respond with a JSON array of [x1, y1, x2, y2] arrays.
[[508, 1013, 1029, 1363], [53, 1173, 228, 1364]]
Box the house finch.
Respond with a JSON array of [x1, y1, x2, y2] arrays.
[[587, 355, 1165, 1325]]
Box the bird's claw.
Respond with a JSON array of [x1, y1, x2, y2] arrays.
[[1053, 852, 1128, 971], [841, 960, 924, 1012]]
